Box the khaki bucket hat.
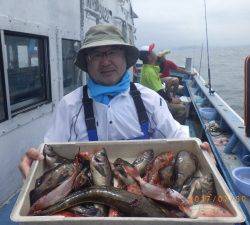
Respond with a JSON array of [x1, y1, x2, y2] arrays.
[[74, 24, 139, 72]]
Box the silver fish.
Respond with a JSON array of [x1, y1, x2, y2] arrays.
[[90, 148, 113, 216], [132, 149, 154, 177], [173, 151, 198, 192], [180, 177, 195, 198], [187, 173, 215, 203], [29, 161, 81, 214], [90, 148, 113, 186], [43, 145, 70, 168], [29, 162, 76, 205], [159, 164, 174, 188]]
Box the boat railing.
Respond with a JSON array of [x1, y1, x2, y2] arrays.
[[186, 72, 250, 224]]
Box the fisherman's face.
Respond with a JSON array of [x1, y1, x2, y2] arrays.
[[86, 45, 127, 86]]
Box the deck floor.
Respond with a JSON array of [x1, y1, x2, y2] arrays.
[[0, 194, 18, 224]]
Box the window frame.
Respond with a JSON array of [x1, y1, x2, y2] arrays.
[[0, 32, 8, 122], [61, 38, 82, 96], [3, 30, 52, 116]]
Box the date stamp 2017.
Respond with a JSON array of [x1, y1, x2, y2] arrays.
[[189, 194, 247, 203]]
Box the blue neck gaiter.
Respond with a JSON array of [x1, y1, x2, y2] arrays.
[[87, 71, 131, 105]]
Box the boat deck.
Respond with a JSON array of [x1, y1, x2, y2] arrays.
[[186, 75, 250, 225], [0, 194, 17, 224]]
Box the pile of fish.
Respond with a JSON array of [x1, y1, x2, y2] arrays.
[[28, 145, 233, 218]]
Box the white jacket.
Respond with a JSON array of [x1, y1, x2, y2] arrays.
[[44, 83, 188, 142]]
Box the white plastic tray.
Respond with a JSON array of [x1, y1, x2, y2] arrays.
[[11, 138, 245, 225]]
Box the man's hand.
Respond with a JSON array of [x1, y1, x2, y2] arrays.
[[200, 142, 216, 164], [19, 148, 44, 179]]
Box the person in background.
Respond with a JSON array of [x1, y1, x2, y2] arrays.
[[19, 25, 214, 178], [157, 50, 196, 97], [132, 65, 140, 83], [139, 44, 187, 124]]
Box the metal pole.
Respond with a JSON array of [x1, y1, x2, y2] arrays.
[[203, 0, 212, 94], [198, 43, 203, 74], [245, 55, 250, 137]]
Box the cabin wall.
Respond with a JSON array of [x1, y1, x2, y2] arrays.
[[0, 0, 136, 206], [0, 0, 81, 206], [0, 0, 81, 35]]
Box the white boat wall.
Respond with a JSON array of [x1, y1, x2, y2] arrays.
[[0, 0, 137, 207]]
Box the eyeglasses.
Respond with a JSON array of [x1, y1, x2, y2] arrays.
[[87, 47, 124, 63]]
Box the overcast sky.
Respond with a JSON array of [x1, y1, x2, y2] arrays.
[[131, 0, 250, 49]]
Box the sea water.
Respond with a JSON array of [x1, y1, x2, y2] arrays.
[[169, 45, 250, 118]]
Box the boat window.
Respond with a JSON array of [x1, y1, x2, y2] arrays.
[[0, 36, 7, 122], [4, 32, 51, 114], [62, 39, 82, 95]]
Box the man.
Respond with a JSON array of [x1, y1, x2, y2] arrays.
[[19, 24, 214, 178], [139, 43, 187, 124], [157, 50, 196, 97]]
